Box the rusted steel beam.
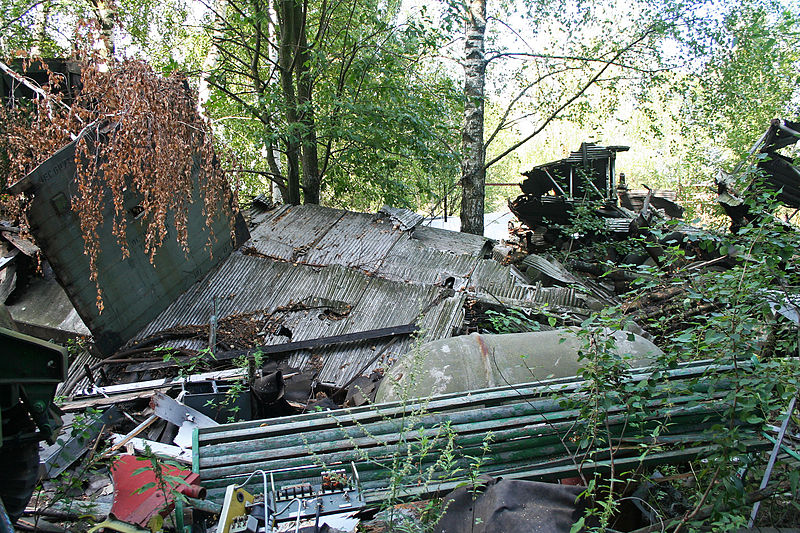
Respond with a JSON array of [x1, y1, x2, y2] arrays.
[[213, 323, 419, 362]]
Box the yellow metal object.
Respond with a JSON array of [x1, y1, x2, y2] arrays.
[[217, 485, 254, 533], [86, 518, 150, 533]]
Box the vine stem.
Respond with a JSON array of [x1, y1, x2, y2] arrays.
[[672, 465, 720, 533]]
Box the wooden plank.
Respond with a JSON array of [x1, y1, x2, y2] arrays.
[[198, 413, 723, 483], [2, 231, 39, 257], [61, 390, 157, 411], [72, 368, 247, 399], [198, 389, 724, 465], [100, 414, 158, 458], [0, 248, 18, 271]]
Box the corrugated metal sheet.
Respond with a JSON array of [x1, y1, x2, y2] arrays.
[[521, 254, 581, 285], [132, 204, 532, 387], [247, 204, 491, 284], [605, 217, 633, 233], [375, 236, 482, 287], [378, 206, 424, 230], [304, 212, 401, 270], [134, 251, 465, 387], [468, 259, 524, 296], [246, 204, 347, 262], [475, 285, 585, 310], [412, 226, 490, 257]]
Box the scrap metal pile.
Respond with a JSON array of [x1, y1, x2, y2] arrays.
[[2, 119, 800, 532]]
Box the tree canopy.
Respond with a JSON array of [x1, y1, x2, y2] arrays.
[[0, 0, 798, 228]]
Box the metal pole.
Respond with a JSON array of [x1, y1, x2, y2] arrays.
[[209, 296, 218, 353], [748, 395, 797, 527]]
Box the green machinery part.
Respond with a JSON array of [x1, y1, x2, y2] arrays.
[[0, 325, 68, 522], [0, 326, 68, 446]]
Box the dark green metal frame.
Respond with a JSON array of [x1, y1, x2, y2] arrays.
[[0, 326, 68, 446]]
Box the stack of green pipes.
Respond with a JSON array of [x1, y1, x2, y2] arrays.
[[193, 360, 769, 504]]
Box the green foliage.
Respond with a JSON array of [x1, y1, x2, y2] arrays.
[[306, 334, 495, 532], [570, 190, 800, 529], [131, 444, 191, 530], [690, 0, 800, 163], [562, 201, 610, 240], [0, 0, 192, 65], [44, 408, 115, 519], [485, 308, 542, 333], [158, 347, 213, 378], [66, 337, 88, 359], [203, 0, 461, 210]]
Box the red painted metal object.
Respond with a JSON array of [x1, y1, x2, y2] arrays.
[[109, 455, 203, 528]]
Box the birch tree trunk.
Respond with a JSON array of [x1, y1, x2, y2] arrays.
[[198, 0, 223, 115], [89, 0, 116, 70], [460, 0, 487, 236]]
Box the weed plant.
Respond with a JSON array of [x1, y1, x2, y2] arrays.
[[305, 331, 499, 532], [566, 186, 800, 531]]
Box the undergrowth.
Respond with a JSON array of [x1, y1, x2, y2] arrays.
[[564, 187, 800, 531]]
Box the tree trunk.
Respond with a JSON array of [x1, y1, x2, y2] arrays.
[[460, 0, 487, 236], [297, 25, 321, 204], [267, 4, 285, 201], [89, 0, 116, 69], [277, 0, 302, 204], [198, 0, 223, 114], [30, 1, 50, 55]]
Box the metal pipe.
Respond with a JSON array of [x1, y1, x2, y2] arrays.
[[748, 395, 797, 527], [183, 497, 222, 515]]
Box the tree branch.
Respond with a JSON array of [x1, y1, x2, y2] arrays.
[[0, 0, 46, 33], [483, 26, 657, 171], [483, 65, 575, 149], [486, 51, 660, 74]]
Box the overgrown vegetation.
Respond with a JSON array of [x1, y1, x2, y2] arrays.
[[2, 0, 800, 529], [547, 187, 800, 530]]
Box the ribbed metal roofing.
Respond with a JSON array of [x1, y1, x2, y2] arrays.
[[521, 254, 581, 285], [134, 251, 465, 387], [131, 204, 500, 387], [378, 206, 424, 231]]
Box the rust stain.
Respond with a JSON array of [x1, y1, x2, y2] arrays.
[[474, 333, 496, 387]]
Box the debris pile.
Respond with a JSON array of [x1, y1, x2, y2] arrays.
[[3, 121, 800, 532]]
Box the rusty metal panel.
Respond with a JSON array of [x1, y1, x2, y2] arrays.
[[133, 251, 465, 388], [14, 137, 249, 355]]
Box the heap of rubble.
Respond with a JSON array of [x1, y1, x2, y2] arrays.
[[3, 120, 800, 532]]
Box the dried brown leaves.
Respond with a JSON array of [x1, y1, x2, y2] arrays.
[[2, 57, 237, 312]]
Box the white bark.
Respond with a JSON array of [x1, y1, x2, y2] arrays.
[[460, 0, 487, 236]]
